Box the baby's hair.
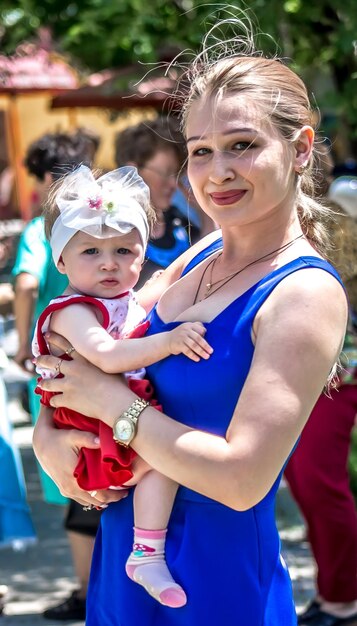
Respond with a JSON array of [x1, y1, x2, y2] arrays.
[[172, 7, 333, 255], [43, 168, 156, 241]]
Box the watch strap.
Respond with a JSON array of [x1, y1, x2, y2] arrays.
[[113, 397, 150, 445]]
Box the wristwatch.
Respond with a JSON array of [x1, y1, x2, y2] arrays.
[[112, 398, 150, 447]]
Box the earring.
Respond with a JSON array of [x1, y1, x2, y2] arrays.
[[296, 164, 308, 176]]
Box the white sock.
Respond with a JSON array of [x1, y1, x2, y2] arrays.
[[126, 527, 187, 608]]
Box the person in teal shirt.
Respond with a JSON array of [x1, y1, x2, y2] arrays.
[[13, 215, 68, 367], [12, 131, 89, 503], [12, 131, 100, 622], [12, 214, 68, 504]]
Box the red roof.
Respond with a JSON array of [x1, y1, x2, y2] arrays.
[[0, 44, 78, 94], [51, 64, 182, 111]]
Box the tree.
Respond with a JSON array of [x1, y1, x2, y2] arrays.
[[1, 1, 356, 151]]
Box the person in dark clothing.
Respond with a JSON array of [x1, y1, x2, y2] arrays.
[[114, 117, 200, 286]]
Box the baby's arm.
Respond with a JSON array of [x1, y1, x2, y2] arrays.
[[50, 303, 213, 374]]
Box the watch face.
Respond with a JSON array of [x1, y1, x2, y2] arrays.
[[114, 418, 134, 443]]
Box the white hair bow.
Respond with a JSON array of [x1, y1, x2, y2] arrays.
[[50, 165, 150, 266]]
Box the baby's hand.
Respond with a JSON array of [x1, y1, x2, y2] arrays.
[[168, 322, 213, 362]]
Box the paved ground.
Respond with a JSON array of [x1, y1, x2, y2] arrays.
[[0, 320, 315, 624]]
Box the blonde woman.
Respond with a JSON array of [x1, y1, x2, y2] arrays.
[[33, 18, 347, 626]]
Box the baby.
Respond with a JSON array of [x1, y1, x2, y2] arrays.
[[32, 165, 212, 608]]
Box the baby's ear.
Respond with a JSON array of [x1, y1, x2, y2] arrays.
[[56, 255, 66, 274]]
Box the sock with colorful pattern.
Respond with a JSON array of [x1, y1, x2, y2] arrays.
[[125, 527, 187, 608]]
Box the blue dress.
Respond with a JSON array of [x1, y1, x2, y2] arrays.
[[87, 239, 343, 626]]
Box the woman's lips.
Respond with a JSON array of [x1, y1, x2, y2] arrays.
[[209, 190, 246, 205]]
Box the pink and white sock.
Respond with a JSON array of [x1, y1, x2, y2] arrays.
[[126, 527, 187, 608]]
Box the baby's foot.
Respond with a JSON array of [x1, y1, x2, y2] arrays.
[[126, 528, 186, 608], [126, 558, 187, 608]]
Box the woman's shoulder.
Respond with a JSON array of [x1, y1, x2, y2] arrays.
[[253, 259, 348, 369], [183, 229, 222, 262], [261, 257, 347, 323], [157, 228, 221, 279]]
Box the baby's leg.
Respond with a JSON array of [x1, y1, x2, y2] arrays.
[[126, 471, 186, 608]]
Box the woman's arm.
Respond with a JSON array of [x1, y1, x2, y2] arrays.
[[51, 304, 212, 372], [32, 405, 129, 507], [35, 269, 347, 510]]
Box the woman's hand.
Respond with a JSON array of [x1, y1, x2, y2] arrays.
[[34, 332, 127, 420], [33, 405, 129, 507]]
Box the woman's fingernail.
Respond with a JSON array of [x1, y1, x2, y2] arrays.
[[94, 437, 100, 444], [31, 358, 36, 364]]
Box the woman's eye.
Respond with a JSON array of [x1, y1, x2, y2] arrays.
[[83, 248, 98, 255], [234, 141, 255, 151], [191, 147, 211, 157]]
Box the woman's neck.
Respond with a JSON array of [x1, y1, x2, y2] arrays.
[[219, 215, 305, 266]]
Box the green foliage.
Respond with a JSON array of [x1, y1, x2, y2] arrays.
[[1, 1, 356, 140]]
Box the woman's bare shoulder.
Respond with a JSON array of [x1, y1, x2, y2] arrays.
[[181, 228, 222, 268], [270, 264, 346, 307], [255, 264, 347, 350]]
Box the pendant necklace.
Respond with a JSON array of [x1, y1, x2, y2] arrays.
[[193, 234, 304, 304]]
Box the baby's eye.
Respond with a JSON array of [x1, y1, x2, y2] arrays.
[[117, 248, 130, 255], [83, 248, 98, 255]]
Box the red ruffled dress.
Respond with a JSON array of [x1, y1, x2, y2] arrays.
[[32, 291, 161, 490]]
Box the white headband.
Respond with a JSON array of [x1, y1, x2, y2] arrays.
[[50, 165, 150, 266]]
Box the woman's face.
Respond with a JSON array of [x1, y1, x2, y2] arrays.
[[139, 149, 180, 214], [186, 94, 303, 229]]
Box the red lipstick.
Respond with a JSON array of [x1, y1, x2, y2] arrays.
[[209, 190, 246, 206]]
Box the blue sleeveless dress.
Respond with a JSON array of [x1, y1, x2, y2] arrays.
[[87, 239, 343, 626]]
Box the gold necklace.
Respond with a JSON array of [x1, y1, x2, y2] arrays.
[[193, 234, 304, 304]]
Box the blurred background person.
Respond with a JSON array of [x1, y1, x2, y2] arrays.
[[12, 130, 101, 622], [0, 163, 15, 220], [285, 144, 357, 626], [0, 276, 35, 618], [114, 116, 215, 287], [72, 127, 101, 165]]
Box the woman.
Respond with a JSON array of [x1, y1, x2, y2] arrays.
[[33, 25, 347, 626], [114, 117, 201, 286]]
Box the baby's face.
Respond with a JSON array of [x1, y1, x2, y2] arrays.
[[57, 228, 144, 298]]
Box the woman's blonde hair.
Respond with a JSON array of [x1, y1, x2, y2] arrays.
[[177, 13, 332, 254]]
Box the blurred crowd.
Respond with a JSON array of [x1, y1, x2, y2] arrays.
[[0, 118, 356, 623]]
